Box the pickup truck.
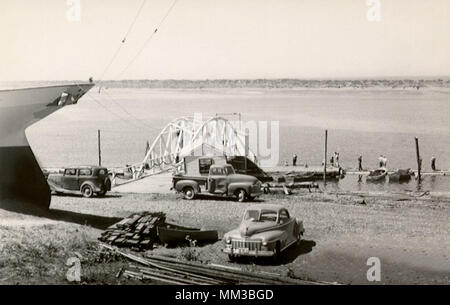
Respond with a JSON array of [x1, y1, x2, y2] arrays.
[[173, 164, 262, 202]]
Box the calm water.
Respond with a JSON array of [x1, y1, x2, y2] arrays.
[[26, 88, 450, 192]]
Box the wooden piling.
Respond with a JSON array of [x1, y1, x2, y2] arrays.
[[244, 132, 249, 174], [323, 130, 328, 185], [98, 129, 102, 166], [415, 137, 421, 181]]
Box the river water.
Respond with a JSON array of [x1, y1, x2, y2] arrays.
[[26, 87, 450, 192]]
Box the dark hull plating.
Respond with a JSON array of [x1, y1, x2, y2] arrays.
[[0, 146, 50, 211]]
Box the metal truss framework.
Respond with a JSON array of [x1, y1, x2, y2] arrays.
[[120, 116, 257, 182]]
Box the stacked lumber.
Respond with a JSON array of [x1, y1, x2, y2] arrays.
[[98, 212, 166, 251]]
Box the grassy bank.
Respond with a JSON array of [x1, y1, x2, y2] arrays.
[[0, 191, 449, 284]]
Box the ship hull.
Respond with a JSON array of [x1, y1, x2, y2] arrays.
[[0, 84, 94, 212]]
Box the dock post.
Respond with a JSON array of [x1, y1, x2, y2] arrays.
[[323, 130, 328, 185], [415, 137, 421, 181], [98, 129, 102, 166]]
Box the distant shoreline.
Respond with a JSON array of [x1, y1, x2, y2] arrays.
[[1, 78, 449, 90]]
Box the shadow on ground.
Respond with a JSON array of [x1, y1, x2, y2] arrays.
[[45, 209, 122, 230], [0, 202, 121, 230], [231, 239, 316, 266], [51, 193, 122, 199]]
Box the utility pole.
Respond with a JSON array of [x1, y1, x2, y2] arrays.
[[415, 137, 421, 182], [98, 129, 102, 166], [244, 131, 249, 174], [323, 130, 328, 185]]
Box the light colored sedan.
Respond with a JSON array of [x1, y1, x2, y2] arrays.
[[223, 204, 304, 261]]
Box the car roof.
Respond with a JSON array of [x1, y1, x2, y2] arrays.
[[66, 166, 106, 170], [245, 204, 285, 212]]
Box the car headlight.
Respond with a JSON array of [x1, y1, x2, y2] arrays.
[[262, 241, 268, 246], [226, 238, 231, 244]]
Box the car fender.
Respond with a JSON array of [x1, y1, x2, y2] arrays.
[[175, 180, 200, 193], [47, 174, 63, 185], [47, 179, 65, 192], [253, 229, 287, 244], [296, 219, 305, 234], [104, 177, 112, 191], [80, 181, 98, 192], [228, 182, 251, 195]]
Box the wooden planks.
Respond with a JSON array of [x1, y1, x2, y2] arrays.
[[98, 212, 166, 251]]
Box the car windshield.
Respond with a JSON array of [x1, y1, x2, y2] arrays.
[[223, 166, 235, 175], [244, 210, 260, 221], [244, 209, 277, 222]]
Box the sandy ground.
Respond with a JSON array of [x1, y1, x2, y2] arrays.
[[1, 189, 448, 285], [113, 173, 173, 194]]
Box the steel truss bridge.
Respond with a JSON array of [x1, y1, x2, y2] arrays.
[[112, 115, 257, 185]]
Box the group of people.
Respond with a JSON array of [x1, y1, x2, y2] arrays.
[[378, 155, 388, 169], [286, 152, 438, 172], [330, 152, 340, 167]]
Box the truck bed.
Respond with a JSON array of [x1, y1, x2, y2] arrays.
[[172, 175, 208, 186]]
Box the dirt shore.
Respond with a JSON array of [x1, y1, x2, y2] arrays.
[[0, 190, 449, 285]]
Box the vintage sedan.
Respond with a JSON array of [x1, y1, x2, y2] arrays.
[[223, 204, 304, 261], [47, 166, 111, 198]]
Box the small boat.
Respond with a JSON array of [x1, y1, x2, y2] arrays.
[[388, 168, 412, 182], [157, 223, 218, 245], [284, 172, 316, 182], [366, 169, 387, 182]]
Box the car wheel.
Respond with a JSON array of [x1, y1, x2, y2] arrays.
[[296, 232, 302, 246], [183, 186, 195, 200], [236, 189, 247, 202], [272, 242, 281, 263], [81, 185, 94, 198]]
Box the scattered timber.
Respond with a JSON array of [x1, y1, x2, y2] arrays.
[[100, 244, 332, 285]]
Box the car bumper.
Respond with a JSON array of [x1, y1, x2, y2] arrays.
[[223, 247, 274, 257]]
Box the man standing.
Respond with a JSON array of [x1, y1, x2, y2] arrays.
[[431, 157, 436, 171], [358, 155, 363, 171], [293, 154, 298, 166]]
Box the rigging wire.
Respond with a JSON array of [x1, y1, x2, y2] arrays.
[[101, 88, 162, 131], [71, 82, 159, 132], [115, 0, 179, 79], [97, 0, 148, 82], [68, 1, 180, 142]]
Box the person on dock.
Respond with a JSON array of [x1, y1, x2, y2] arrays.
[[330, 155, 334, 167], [431, 157, 436, 171], [335, 152, 340, 167], [378, 155, 383, 168], [292, 154, 298, 166], [358, 155, 363, 171]]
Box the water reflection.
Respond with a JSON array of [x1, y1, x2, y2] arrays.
[[319, 174, 449, 193]]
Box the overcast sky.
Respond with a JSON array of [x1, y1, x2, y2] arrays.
[[1, 0, 449, 81]]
